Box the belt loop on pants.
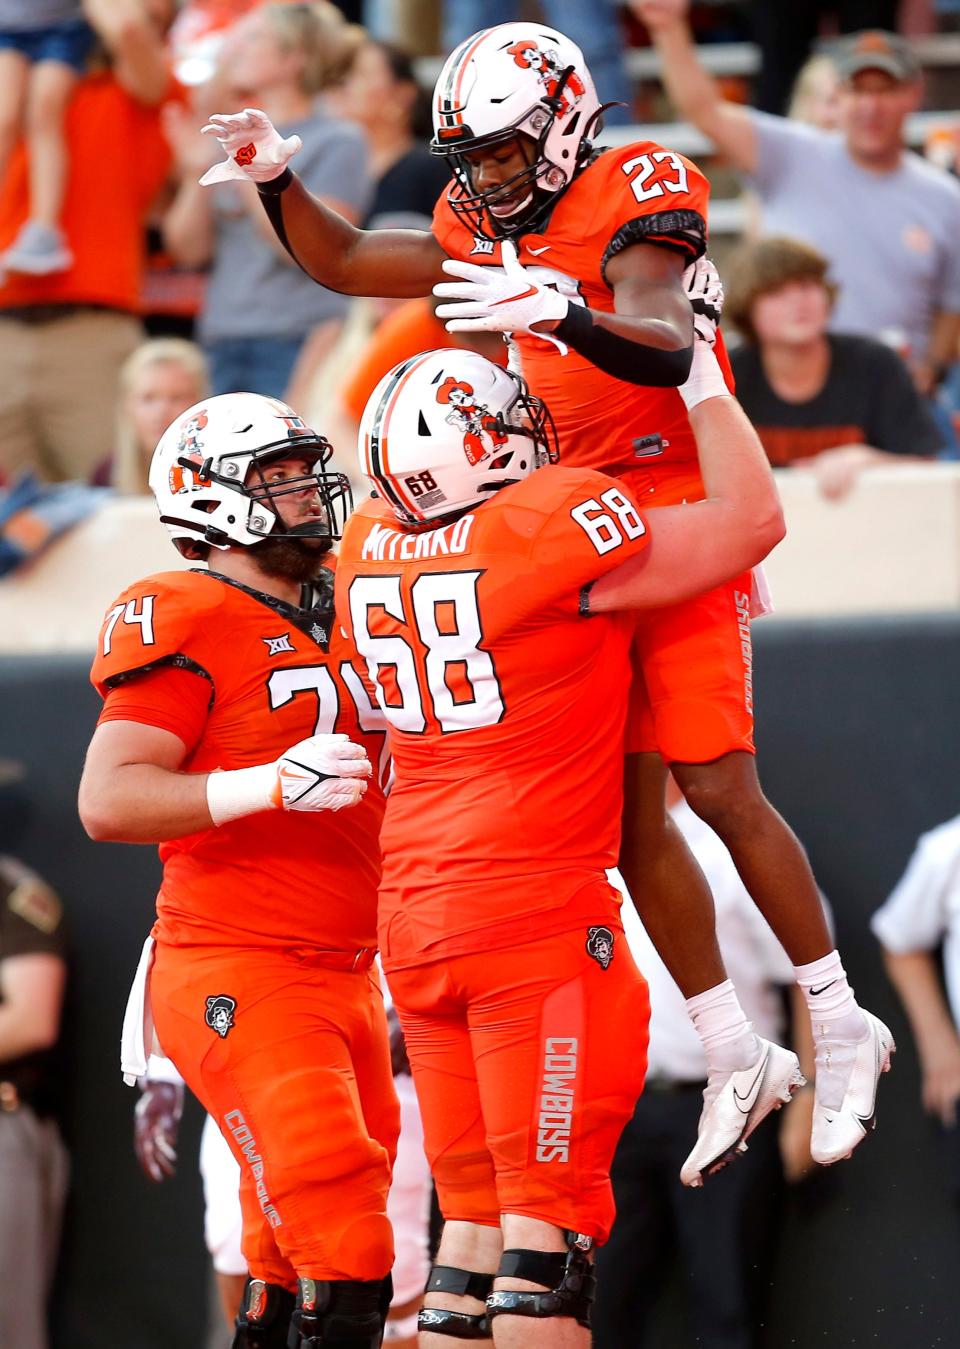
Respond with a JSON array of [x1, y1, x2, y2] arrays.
[[292, 946, 377, 973]]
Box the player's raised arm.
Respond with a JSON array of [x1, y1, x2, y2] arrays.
[[199, 109, 448, 297], [588, 262, 784, 612]]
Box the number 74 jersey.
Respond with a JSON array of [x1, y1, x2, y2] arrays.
[[335, 465, 650, 969]]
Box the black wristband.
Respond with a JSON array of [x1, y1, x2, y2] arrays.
[[256, 167, 294, 197], [256, 170, 297, 263], [554, 303, 693, 387]]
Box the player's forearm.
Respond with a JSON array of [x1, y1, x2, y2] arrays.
[[259, 173, 444, 297], [883, 949, 955, 1056], [588, 395, 784, 612], [79, 763, 215, 843], [552, 304, 693, 385]]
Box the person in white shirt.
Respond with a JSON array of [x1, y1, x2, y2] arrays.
[[594, 778, 818, 1349], [872, 817, 960, 1163]]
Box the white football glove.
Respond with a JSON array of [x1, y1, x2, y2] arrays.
[[276, 733, 371, 812], [205, 733, 371, 825], [199, 108, 302, 186], [683, 254, 724, 348], [434, 241, 570, 352]]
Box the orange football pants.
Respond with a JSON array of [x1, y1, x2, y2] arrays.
[[387, 884, 650, 1244], [150, 941, 399, 1288], [618, 465, 756, 762]]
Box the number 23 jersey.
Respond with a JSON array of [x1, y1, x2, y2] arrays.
[[335, 466, 649, 968], [89, 567, 387, 950], [433, 143, 727, 490]]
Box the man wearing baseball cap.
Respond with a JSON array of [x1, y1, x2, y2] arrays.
[[633, 3, 960, 417]]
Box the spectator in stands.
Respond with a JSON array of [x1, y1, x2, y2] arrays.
[[445, 0, 635, 124], [787, 51, 841, 128], [0, 765, 70, 1349], [872, 816, 960, 1229], [746, 1, 899, 116], [0, 3, 96, 276], [594, 775, 816, 1349], [725, 236, 945, 498], [162, 1, 369, 405], [0, 0, 180, 486], [332, 38, 450, 230], [633, 4, 960, 404], [94, 337, 210, 492]]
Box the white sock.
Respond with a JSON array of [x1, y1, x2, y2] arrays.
[[686, 980, 760, 1075], [794, 951, 866, 1041]]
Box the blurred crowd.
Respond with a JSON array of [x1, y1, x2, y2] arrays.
[[0, 0, 959, 509]]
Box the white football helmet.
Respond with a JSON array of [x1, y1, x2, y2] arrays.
[[150, 392, 352, 552], [432, 22, 602, 238], [358, 349, 557, 527]]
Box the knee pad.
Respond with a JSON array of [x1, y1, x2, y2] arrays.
[[290, 1276, 388, 1348], [417, 1265, 494, 1340], [231, 1279, 296, 1349], [485, 1231, 595, 1330]]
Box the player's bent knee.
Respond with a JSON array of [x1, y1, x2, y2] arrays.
[[231, 1279, 296, 1348], [291, 1275, 392, 1348], [417, 1266, 495, 1339], [336, 1210, 395, 1282], [486, 1231, 595, 1330]]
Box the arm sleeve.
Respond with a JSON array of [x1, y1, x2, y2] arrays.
[[936, 193, 960, 315], [871, 830, 960, 952], [97, 664, 212, 757], [865, 344, 946, 456]]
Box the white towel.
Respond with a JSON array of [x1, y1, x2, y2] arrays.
[[120, 935, 163, 1086], [749, 564, 774, 619]]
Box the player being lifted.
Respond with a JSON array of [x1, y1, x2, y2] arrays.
[[334, 308, 785, 1346], [199, 21, 893, 1182], [79, 396, 398, 1348]]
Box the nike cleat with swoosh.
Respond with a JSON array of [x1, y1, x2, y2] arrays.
[[810, 1009, 895, 1166], [680, 1039, 806, 1188]]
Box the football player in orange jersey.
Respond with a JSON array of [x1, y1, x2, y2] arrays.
[[78, 394, 399, 1349], [198, 24, 893, 1187], [333, 316, 794, 1345]]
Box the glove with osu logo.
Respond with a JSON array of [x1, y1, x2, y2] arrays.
[[206, 733, 372, 825], [199, 107, 302, 186], [434, 241, 570, 352]]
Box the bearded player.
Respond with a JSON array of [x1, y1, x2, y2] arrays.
[[334, 320, 788, 1345], [78, 396, 398, 1348], [197, 22, 893, 1183]]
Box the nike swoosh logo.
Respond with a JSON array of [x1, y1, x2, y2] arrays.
[[492, 284, 537, 306], [810, 980, 837, 996], [732, 1054, 769, 1113], [527, 244, 551, 255]]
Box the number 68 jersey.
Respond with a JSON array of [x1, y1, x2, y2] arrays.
[[89, 566, 387, 951], [335, 465, 650, 971]]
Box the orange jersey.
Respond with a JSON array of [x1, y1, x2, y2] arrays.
[[334, 466, 649, 968], [433, 144, 732, 498], [90, 567, 386, 950]]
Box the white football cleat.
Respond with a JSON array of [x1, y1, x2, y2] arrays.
[[810, 1009, 895, 1166], [680, 1038, 806, 1188]]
